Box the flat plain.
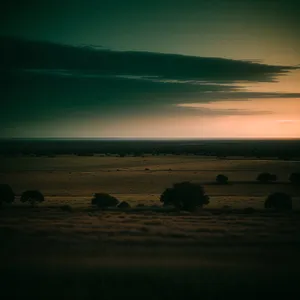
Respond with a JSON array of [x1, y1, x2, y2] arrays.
[[1, 155, 300, 299]]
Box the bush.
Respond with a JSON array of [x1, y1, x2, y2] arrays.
[[91, 193, 119, 208], [289, 173, 300, 185], [216, 174, 228, 184], [264, 192, 292, 210], [20, 190, 44, 206], [256, 172, 277, 183], [160, 181, 210, 212], [0, 184, 15, 206], [117, 201, 130, 208]]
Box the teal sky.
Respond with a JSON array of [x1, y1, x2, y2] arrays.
[[2, 0, 300, 65], [1, 0, 300, 138]]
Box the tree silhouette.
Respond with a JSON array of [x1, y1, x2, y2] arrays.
[[0, 184, 15, 207], [20, 190, 44, 206], [160, 181, 209, 212], [117, 201, 130, 208], [264, 192, 292, 210], [91, 193, 119, 208], [256, 172, 277, 183], [289, 173, 300, 185], [216, 174, 228, 184]]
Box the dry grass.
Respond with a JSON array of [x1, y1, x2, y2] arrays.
[[1, 155, 300, 279], [1, 207, 300, 248], [1, 155, 299, 196]]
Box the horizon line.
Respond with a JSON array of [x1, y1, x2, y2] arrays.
[[1, 137, 300, 141]]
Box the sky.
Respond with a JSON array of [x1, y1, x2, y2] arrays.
[[1, 0, 300, 138]]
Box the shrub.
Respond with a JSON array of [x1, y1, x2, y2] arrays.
[[20, 190, 44, 206], [160, 188, 174, 206], [256, 172, 277, 183], [91, 193, 119, 208], [0, 184, 15, 206], [117, 201, 130, 208], [216, 174, 228, 184], [264, 192, 292, 210], [289, 173, 300, 185], [160, 181, 210, 212]]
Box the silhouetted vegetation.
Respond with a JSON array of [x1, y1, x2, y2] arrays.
[[216, 174, 228, 184], [264, 192, 292, 210], [117, 201, 130, 208], [20, 190, 44, 206], [1, 139, 300, 158], [91, 193, 119, 208], [289, 173, 300, 185], [256, 172, 277, 183], [0, 184, 15, 206], [76, 152, 94, 157], [160, 181, 209, 212]]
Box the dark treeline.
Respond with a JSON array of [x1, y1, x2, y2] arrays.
[[1, 138, 300, 158]]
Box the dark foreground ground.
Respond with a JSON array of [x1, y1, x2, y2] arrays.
[[1, 244, 300, 300], [1, 207, 300, 300], [2, 251, 300, 300]]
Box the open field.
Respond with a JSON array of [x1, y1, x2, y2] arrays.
[[1, 155, 300, 205], [1, 155, 300, 299], [1, 206, 300, 299]]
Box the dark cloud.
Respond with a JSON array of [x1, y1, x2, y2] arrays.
[[1, 36, 297, 83], [1, 36, 299, 137], [173, 105, 272, 116], [191, 91, 300, 102], [1, 50, 300, 130]]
